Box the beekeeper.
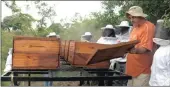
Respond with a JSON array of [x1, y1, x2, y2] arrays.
[[97, 24, 118, 86], [115, 21, 132, 42], [97, 24, 118, 44], [98, 24, 118, 69], [46, 32, 60, 38], [81, 32, 92, 42], [44, 32, 60, 86], [109, 21, 131, 71], [149, 19, 170, 86], [125, 6, 155, 86], [80, 32, 93, 86], [3, 48, 13, 73]]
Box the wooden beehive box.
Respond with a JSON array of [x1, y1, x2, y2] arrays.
[[67, 40, 138, 68], [67, 41, 116, 68], [12, 36, 60, 70]]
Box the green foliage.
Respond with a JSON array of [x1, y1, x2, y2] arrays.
[[48, 23, 64, 34], [2, 13, 36, 32], [91, 11, 121, 27], [162, 9, 170, 28], [36, 27, 50, 37], [35, 1, 57, 29], [102, 0, 170, 24]]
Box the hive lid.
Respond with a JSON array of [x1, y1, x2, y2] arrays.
[[86, 40, 139, 65]]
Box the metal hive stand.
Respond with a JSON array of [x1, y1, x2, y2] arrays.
[[1, 58, 131, 86]]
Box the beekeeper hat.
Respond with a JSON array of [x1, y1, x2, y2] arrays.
[[155, 19, 170, 40], [46, 32, 60, 38], [153, 19, 170, 46], [116, 21, 130, 28], [101, 24, 115, 30], [153, 38, 170, 46], [126, 6, 147, 18], [81, 32, 92, 37]]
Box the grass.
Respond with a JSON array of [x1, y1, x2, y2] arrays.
[[1, 59, 11, 86]]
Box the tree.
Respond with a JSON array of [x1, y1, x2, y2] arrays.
[[2, 13, 36, 32], [48, 23, 63, 34], [91, 11, 122, 28], [162, 8, 170, 28], [4, 1, 21, 14], [2, 1, 37, 36], [34, 1, 57, 31]]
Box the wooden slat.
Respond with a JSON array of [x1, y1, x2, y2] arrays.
[[14, 40, 60, 54], [68, 41, 75, 64], [75, 42, 114, 53], [13, 53, 59, 69], [64, 40, 70, 61], [14, 36, 59, 41]]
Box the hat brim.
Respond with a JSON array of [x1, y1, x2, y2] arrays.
[[115, 25, 130, 28], [81, 35, 92, 37], [46, 35, 57, 37], [126, 11, 148, 18], [101, 27, 115, 30], [153, 38, 170, 46]]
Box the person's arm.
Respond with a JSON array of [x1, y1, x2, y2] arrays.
[[129, 47, 150, 54]]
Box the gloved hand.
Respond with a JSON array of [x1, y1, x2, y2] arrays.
[[109, 60, 116, 70]]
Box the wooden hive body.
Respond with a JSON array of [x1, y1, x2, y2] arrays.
[[67, 41, 115, 68], [12, 36, 60, 70], [67, 40, 138, 68]]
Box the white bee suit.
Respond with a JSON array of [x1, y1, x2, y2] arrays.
[[149, 38, 170, 86], [4, 48, 13, 72], [97, 37, 118, 45], [116, 26, 132, 42]]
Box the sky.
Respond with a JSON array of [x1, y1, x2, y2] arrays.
[[1, 1, 121, 28], [2, 1, 103, 27]]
